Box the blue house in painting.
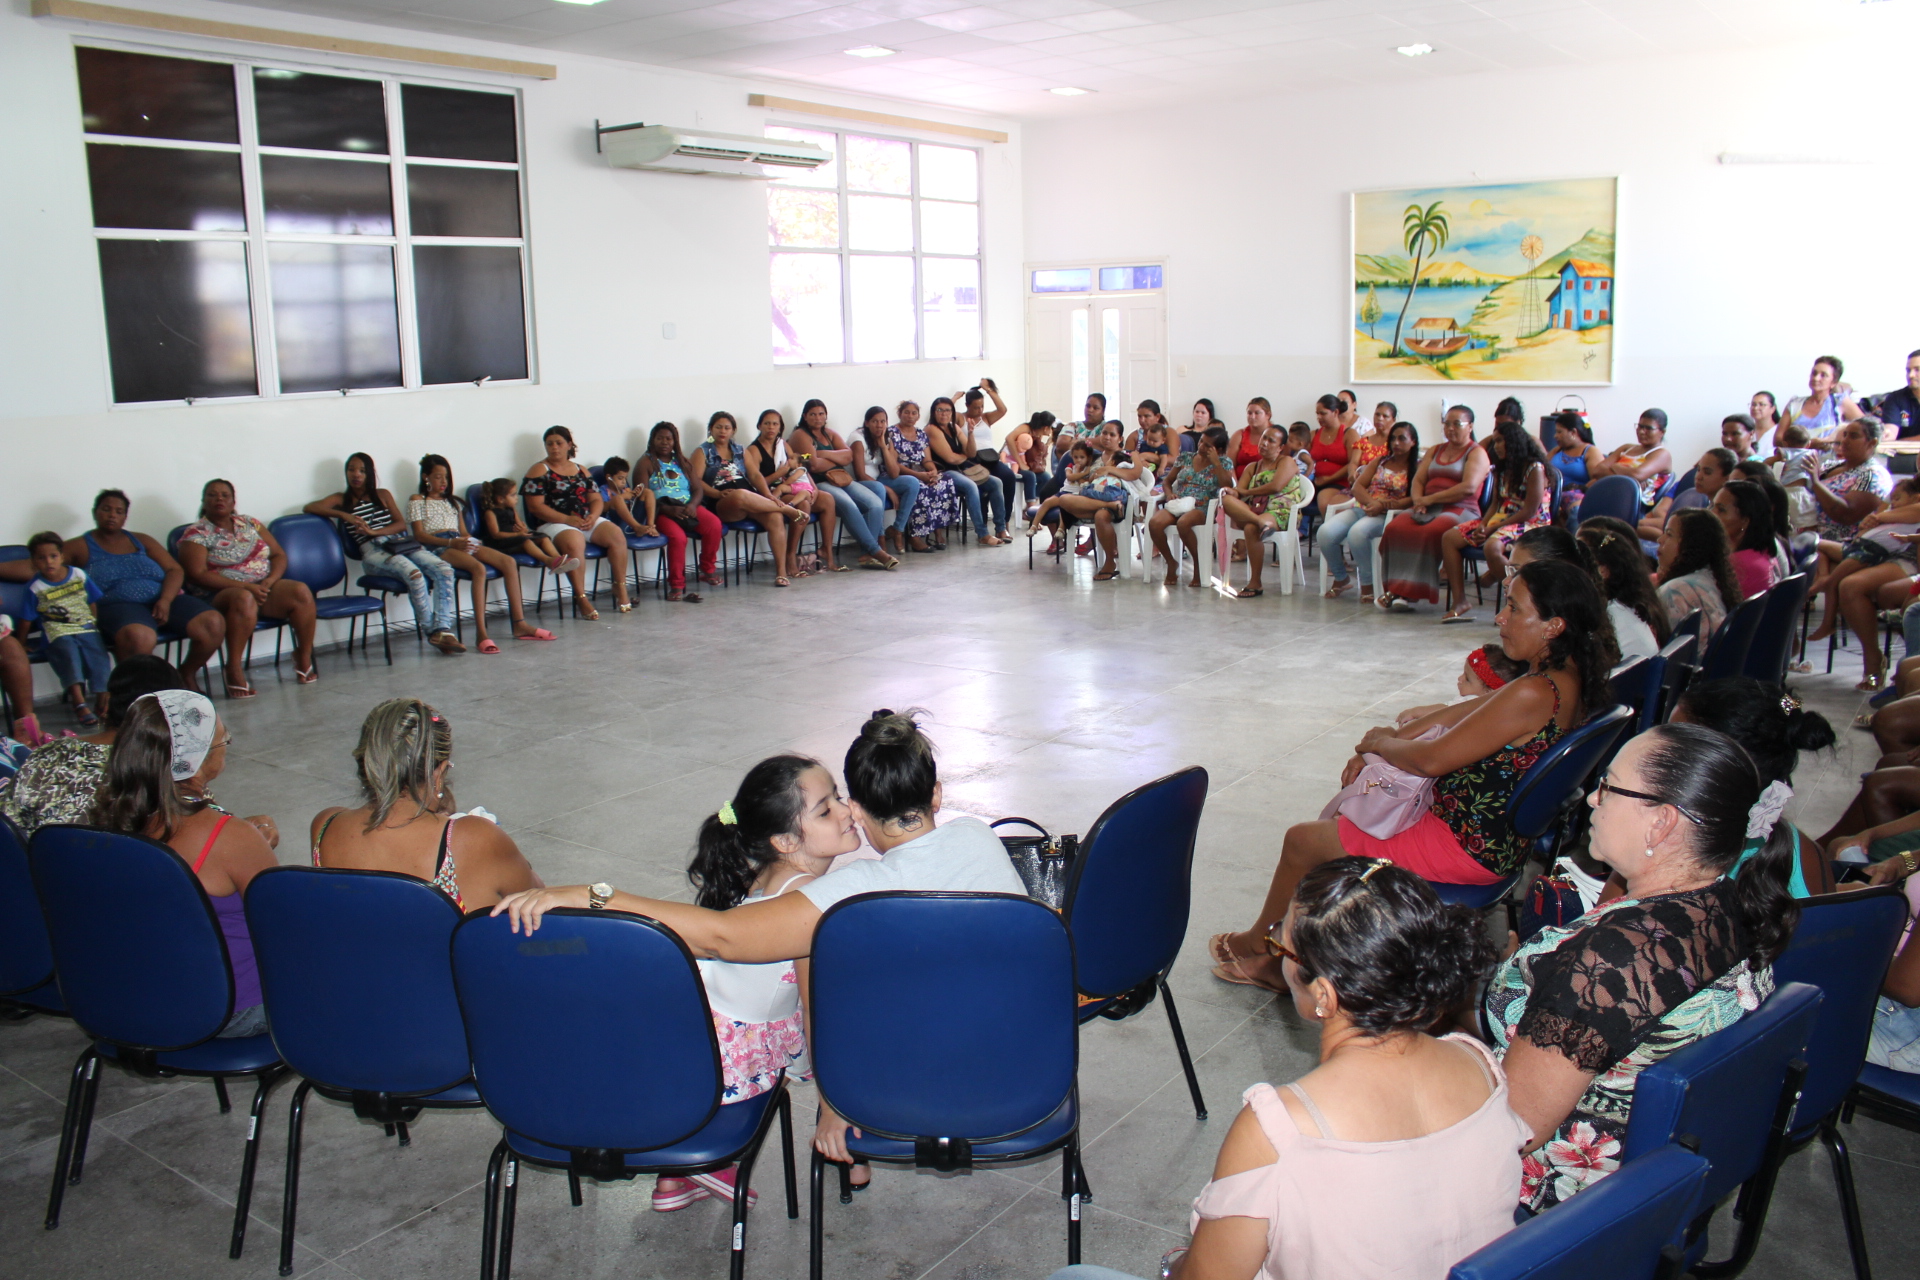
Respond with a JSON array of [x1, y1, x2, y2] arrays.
[[1547, 260, 1613, 330]]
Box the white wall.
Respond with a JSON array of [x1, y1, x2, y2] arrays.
[[0, 0, 1025, 552], [1021, 39, 1918, 468]]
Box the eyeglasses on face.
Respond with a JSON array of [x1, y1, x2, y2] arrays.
[[1595, 774, 1702, 824]]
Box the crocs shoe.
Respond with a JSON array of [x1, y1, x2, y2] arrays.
[[689, 1167, 758, 1208], [651, 1177, 712, 1212]]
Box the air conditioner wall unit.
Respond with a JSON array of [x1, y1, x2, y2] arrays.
[[597, 122, 831, 179]]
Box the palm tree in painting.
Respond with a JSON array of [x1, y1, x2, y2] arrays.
[[1387, 201, 1450, 357]]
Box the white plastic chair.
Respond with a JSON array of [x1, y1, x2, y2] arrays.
[[1258, 482, 1318, 595], [1314, 499, 1384, 598]]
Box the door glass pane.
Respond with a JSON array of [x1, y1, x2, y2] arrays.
[[261, 155, 393, 235], [922, 258, 980, 360], [1102, 308, 1121, 412], [1032, 268, 1090, 293], [401, 85, 517, 163], [918, 144, 977, 202], [97, 240, 256, 402], [850, 256, 915, 362], [266, 243, 402, 392], [765, 127, 837, 190], [253, 69, 388, 153], [1070, 309, 1089, 420], [920, 200, 978, 256], [414, 246, 528, 384], [768, 188, 838, 248], [848, 195, 912, 251], [87, 144, 246, 231], [77, 47, 237, 143], [844, 135, 909, 194], [408, 165, 521, 238], [771, 252, 843, 365]]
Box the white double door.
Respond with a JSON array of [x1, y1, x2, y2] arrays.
[[1025, 292, 1167, 424]]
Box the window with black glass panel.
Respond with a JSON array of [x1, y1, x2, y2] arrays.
[[75, 45, 530, 404]]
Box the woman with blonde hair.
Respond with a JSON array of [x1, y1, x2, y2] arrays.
[[310, 698, 539, 910]]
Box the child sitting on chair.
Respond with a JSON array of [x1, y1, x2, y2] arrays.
[[477, 478, 577, 574]]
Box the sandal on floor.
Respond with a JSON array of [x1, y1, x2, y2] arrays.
[[1788, 660, 1812, 675], [828, 563, 851, 572], [1324, 579, 1353, 598], [651, 1178, 711, 1213], [1858, 673, 1887, 692], [12, 715, 54, 747], [513, 625, 557, 641], [1211, 955, 1288, 996], [1207, 933, 1245, 967], [223, 679, 257, 699], [1441, 608, 1477, 623], [1236, 586, 1264, 598], [574, 604, 600, 621], [295, 666, 319, 685], [774, 576, 791, 587], [1093, 568, 1119, 581], [699, 572, 724, 587], [617, 601, 634, 613], [72, 703, 99, 728], [477, 639, 500, 654], [1854, 709, 1877, 729]]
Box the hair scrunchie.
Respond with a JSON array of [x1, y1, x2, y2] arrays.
[[1746, 780, 1794, 841], [718, 802, 737, 827]]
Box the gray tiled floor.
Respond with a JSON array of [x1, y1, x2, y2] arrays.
[[3, 545, 1914, 1279]]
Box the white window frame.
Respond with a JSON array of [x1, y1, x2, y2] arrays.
[[77, 39, 535, 408], [766, 123, 984, 367]]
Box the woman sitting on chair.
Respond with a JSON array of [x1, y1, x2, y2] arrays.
[[1654, 509, 1742, 653], [522, 425, 633, 618], [306, 452, 461, 653], [700, 412, 807, 586], [1319, 422, 1419, 604], [1439, 410, 1551, 624], [409, 455, 551, 650], [1149, 426, 1235, 588], [1032, 422, 1152, 582], [176, 479, 319, 694], [1210, 562, 1607, 992], [1487, 722, 1795, 1211], [637, 422, 727, 600], [1219, 427, 1307, 599]]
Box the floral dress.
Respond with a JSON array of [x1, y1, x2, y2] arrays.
[[0, 739, 111, 836], [1486, 880, 1771, 1211], [1460, 463, 1552, 555], [1816, 460, 1893, 542], [181, 515, 273, 590], [888, 425, 960, 537]]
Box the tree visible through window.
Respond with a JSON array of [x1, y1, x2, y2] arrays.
[[767, 127, 981, 366]]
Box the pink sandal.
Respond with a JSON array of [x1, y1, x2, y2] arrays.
[[477, 639, 500, 654]]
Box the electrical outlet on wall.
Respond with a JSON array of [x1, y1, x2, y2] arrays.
[[1177, 364, 1188, 378]]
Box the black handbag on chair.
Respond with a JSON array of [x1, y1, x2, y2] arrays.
[[991, 817, 1078, 909]]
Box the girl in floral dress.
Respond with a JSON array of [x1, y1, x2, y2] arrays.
[[651, 754, 861, 1211], [886, 402, 961, 550]]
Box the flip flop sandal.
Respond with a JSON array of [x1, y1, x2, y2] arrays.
[[774, 576, 791, 587], [699, 572, 725, 587], [683, 592, 703, 603], [513, 626, 557, 641], [1207, 933, 1243, 967], [828, 564, 851, 572], [73, 704, 99, 728], [1236, 587, 1264, 598], [295, 666, 319, 684], [477, 639, 501, 654], [1324, 579, 1353, 598], [223, 680, 257, 699], [1210, 955, 1288, 996]]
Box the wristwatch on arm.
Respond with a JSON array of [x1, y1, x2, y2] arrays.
[[588, 883, 613, 910]]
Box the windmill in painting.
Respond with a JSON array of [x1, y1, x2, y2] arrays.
[[1352, 177, 1617, 385]]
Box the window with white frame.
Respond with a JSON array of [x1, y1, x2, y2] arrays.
[[766, 126, 981, 366], [74, 44, 530, 405]]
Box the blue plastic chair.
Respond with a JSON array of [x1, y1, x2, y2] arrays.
[[1621, 980, 1823, 1278], [29, 823, 285, 1256], [245, 866, 482, 1276], [1064, 766, 1210, 1120], [1848, 1060, 1920, 1144], [0, 813, 63, 1015], [1768, 886, 1910, 1280], [807, 892, 1081, 1280], [1448, 1143, 1709, 1280], [1655, 632, 1697, 724], [1699, 592, 1770, 683], [1610, 654, 1666, 739], [1577, 474, 1643, 528], [592, 476, 670, 597], [167, 523, 293, 683], [289, 513, 416, 650], [1742, 574, 1812, 687], [1429, 705, 1635, 910], [1449, 471, 1503, 612], [452, 909, 796, 1280]]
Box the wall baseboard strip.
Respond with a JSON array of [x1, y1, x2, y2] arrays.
[[31, 0, 558, 79], [747, 93, 1007, 144]]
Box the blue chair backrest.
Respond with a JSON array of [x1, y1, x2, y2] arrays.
[[1670, 466, 1697, 501], [1655, 632, 1696, 723], [452, 909, 720, 1152], [1742, 574, 1811, 687], [1770, 887, 1910, 1131], [1698, 592, 1768, 683], [1621, 981, 1821, 1206], [1577, 475, 1641, 527], [166, 524, 188, 558], [1609, 656, 1665, 738], [1447, 1143, 1708, 1280], [0, 544, 27, 562], [246, 866, 471, 1096], [30, 824, 234, 1050], [1508, 705, 1634, 841], [811, 892, 1076, 1142], [268, 514, 348, 593], [1064, 766, 1208, 996], [0, 814, 55, 996], [464, 484, 491, 536]]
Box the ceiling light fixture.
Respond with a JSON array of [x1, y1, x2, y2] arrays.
[[1397, 42, 1434, 57], [1049, 86, 1091, 96], [844, 45, 896, 57]]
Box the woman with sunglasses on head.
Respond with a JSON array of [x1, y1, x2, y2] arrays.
[[1486, 723, 1796, 1211]]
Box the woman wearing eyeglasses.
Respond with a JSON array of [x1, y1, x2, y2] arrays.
[[1485, 722, 1797, 1212]]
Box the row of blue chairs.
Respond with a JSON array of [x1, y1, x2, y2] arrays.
[[0, 766, 1212, 1279]]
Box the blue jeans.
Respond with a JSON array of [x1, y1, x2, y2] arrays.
[[362, 544, 457, 635], [1318, 507, 1390, 586], [47, 631, 113, 695], [881, 476, 922, 532], [948, 470, 1008, 536], [823, 480, 887, 556]]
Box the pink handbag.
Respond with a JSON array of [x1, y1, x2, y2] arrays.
[[1318, 727, 1441, 838]]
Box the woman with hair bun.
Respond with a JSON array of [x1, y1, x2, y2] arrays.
[[310, 698, 539, 910], [1168, 858, 1523, 1280], [1576, 516, 1670, 661], [1489, 722, 1797, 1211]]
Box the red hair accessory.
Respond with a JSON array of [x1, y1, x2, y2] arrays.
[[1467, 647, 1507, 691]]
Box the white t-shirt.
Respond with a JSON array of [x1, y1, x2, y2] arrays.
[[1608, 600, 1659, 662], [799, 815, 1026, 913]]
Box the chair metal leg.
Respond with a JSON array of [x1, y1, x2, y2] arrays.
[[1693, 1060, 1806, 1280], [837, 1159, 852, 1205], [45, 1047, 97, 1228], [729, 1140, 767, 1280], [214, 1076, 232, 1113], [566, 1169, 582, 1207], [480, 1138, 507, 1280], [1161, 979, 1209, 1121], [229, 1068, 284, 1259], [279, 1079, 313, 1276], [1821, 1114, 1873, 1280], [1062, 1138, 1083, 1264], [808, 1148, 826, 1280], [68, 1049, 105, 1184], [497, 1153, 520, 1280], [395, 1120, 411, 1148], [778, 1091, 799, 1220]]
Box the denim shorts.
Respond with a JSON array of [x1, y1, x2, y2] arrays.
[[1841, 537, 1914, 568]]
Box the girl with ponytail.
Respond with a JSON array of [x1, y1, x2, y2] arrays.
[[1487, 722, 1797, 1212]]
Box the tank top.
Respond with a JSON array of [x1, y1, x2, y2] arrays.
[[696, 872, 813, 1023], [1309, 429, 1350, 482], [1793, 392, 1843, 436], [344, 496, 397, 546], [1425, 446, 1483, 519], [311, 811, 464, 909], [83, 532, 167, 604], [1615, 447, 1671, 506], [1549, 448, 1590, 488], [191, 813, 263, 1013], [647, 457, 692, 504], [1234, 429, 1265, 470], [1430, 676, 1567, 875]]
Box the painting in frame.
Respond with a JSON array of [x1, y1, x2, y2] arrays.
[[1352, 176, 1616, 385]]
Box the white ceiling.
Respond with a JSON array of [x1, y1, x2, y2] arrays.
[[205, 0, 1876, 119]]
